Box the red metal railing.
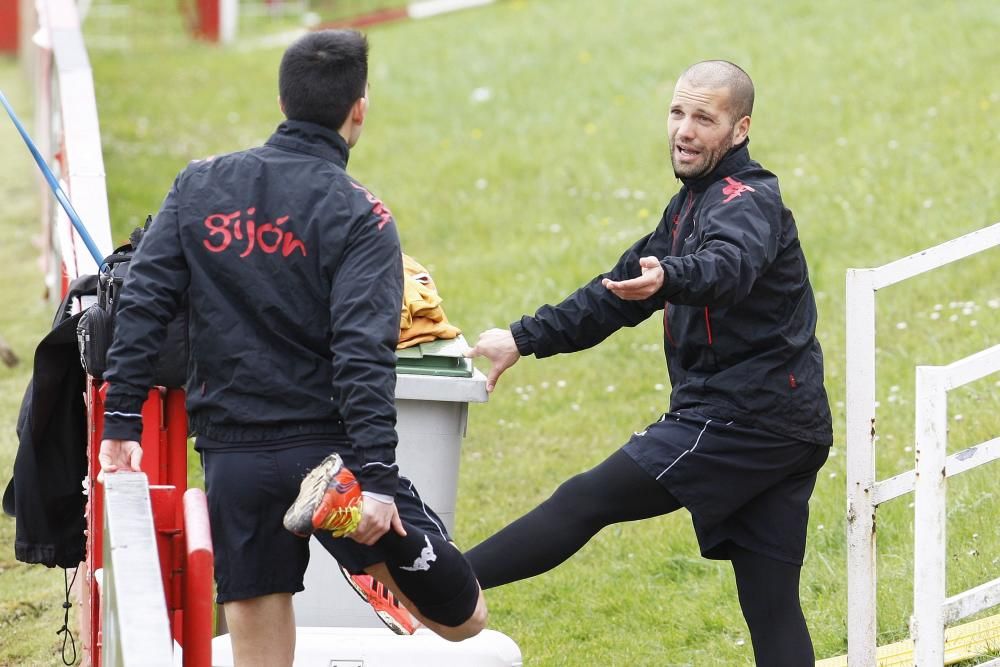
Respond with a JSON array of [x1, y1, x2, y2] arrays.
[[83, 381, 213, 666], [183, 488, 215, 663]]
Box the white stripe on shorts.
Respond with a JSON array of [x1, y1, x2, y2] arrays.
[[656, 418, 712, 481], [403, 478, 448, 541]]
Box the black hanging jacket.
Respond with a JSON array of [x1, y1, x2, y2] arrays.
[[511, 141, 833, 445], [3, 275, 94, 567]]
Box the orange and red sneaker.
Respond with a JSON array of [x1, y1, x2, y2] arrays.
[[283, 453, 362, 538], [340, 566, 418, 635]]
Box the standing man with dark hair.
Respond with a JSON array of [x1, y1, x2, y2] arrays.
[[465, 60, 831, 665], [98, 29, 485, 666]]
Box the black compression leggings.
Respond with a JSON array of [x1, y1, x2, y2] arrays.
[[730, 544, 815, 665], [466, 448, 681, 588], [465, 448, 814, 666]]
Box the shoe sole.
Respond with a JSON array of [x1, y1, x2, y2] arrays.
[[282, 454, 343, 537]]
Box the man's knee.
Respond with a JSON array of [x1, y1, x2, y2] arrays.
[[388, 557, 480, 628], [548, 471, 610, 526], [434, 591, 488, 642], [367, 562, 488, 642], [368, 530, 487, 634]]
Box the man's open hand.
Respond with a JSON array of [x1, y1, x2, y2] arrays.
[[602, 256, 664, 300], [464, 327, 521, 392]]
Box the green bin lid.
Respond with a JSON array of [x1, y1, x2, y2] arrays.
[[395, 336, 473, 377]]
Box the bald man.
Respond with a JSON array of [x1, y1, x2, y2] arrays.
[[465, 61, 832, 665]]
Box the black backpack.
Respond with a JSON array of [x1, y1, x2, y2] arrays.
[[76, 218, 189, 388]]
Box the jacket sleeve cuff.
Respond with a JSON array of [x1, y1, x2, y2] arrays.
[[510, 320, 536, 357], [102, 412, 143, 441], [356, 447, 399, 497], [362, 491, 394, 505], [658, 259, 682, 300], [102, 392, 145, 441]]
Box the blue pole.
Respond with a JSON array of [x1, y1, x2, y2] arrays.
[[0, 88, 107, 270]]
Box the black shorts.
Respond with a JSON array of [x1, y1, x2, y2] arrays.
[[622, 410, 829, 565], [200, 440, 452, 603]]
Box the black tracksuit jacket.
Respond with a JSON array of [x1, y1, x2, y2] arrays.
[[512, 141, 833, 446], [103, 121, 403, 495]]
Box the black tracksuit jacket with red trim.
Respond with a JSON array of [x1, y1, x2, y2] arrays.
[[511, 140, 833, 446], [102, 121, 403, 495]]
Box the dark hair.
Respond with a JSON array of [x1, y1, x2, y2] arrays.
[[278, 30, 369, 131], [679, 60, 754, 121]]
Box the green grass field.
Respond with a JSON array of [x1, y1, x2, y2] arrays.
[[2, 0, 999, 664]]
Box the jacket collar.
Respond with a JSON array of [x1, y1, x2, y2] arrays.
[[266, 119, 350, 168], [679, 138, 751, 192]]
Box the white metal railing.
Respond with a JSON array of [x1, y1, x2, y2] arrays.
[[845, 221, 1000, 665], [911, 345, 1000, 664], [100, 473, 173, 667], [33, 0, 113, 299]]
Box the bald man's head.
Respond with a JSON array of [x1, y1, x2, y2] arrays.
[[677, 60, 754, 123]]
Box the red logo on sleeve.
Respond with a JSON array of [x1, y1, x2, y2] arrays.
[[721, 177, 755, 203], [349, 182, 393, 231], [202, 208, 307, 258]]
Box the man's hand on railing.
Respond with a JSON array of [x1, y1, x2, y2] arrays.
[[98, 439, 142, 483]]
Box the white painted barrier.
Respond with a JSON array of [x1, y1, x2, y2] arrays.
[[845, 221, 1000, 665], [32, 0, 113, 299], [211, 627, 522, 667], [911, 345, 1000, 665], [101, 473, 173, 667]]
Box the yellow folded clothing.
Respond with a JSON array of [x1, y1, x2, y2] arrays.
[[399, 254, 461, 349]]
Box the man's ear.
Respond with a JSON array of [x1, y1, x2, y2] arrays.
[[352, 96, 368, 125], [278, 96, 286, 116], [733, 115, 751, 144]]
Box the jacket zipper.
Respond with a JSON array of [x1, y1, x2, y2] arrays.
[[671, 192, 696, 255], [663, 304, 676, 347], [664, 192, 698, 349], [703, 307, 714, 345]]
